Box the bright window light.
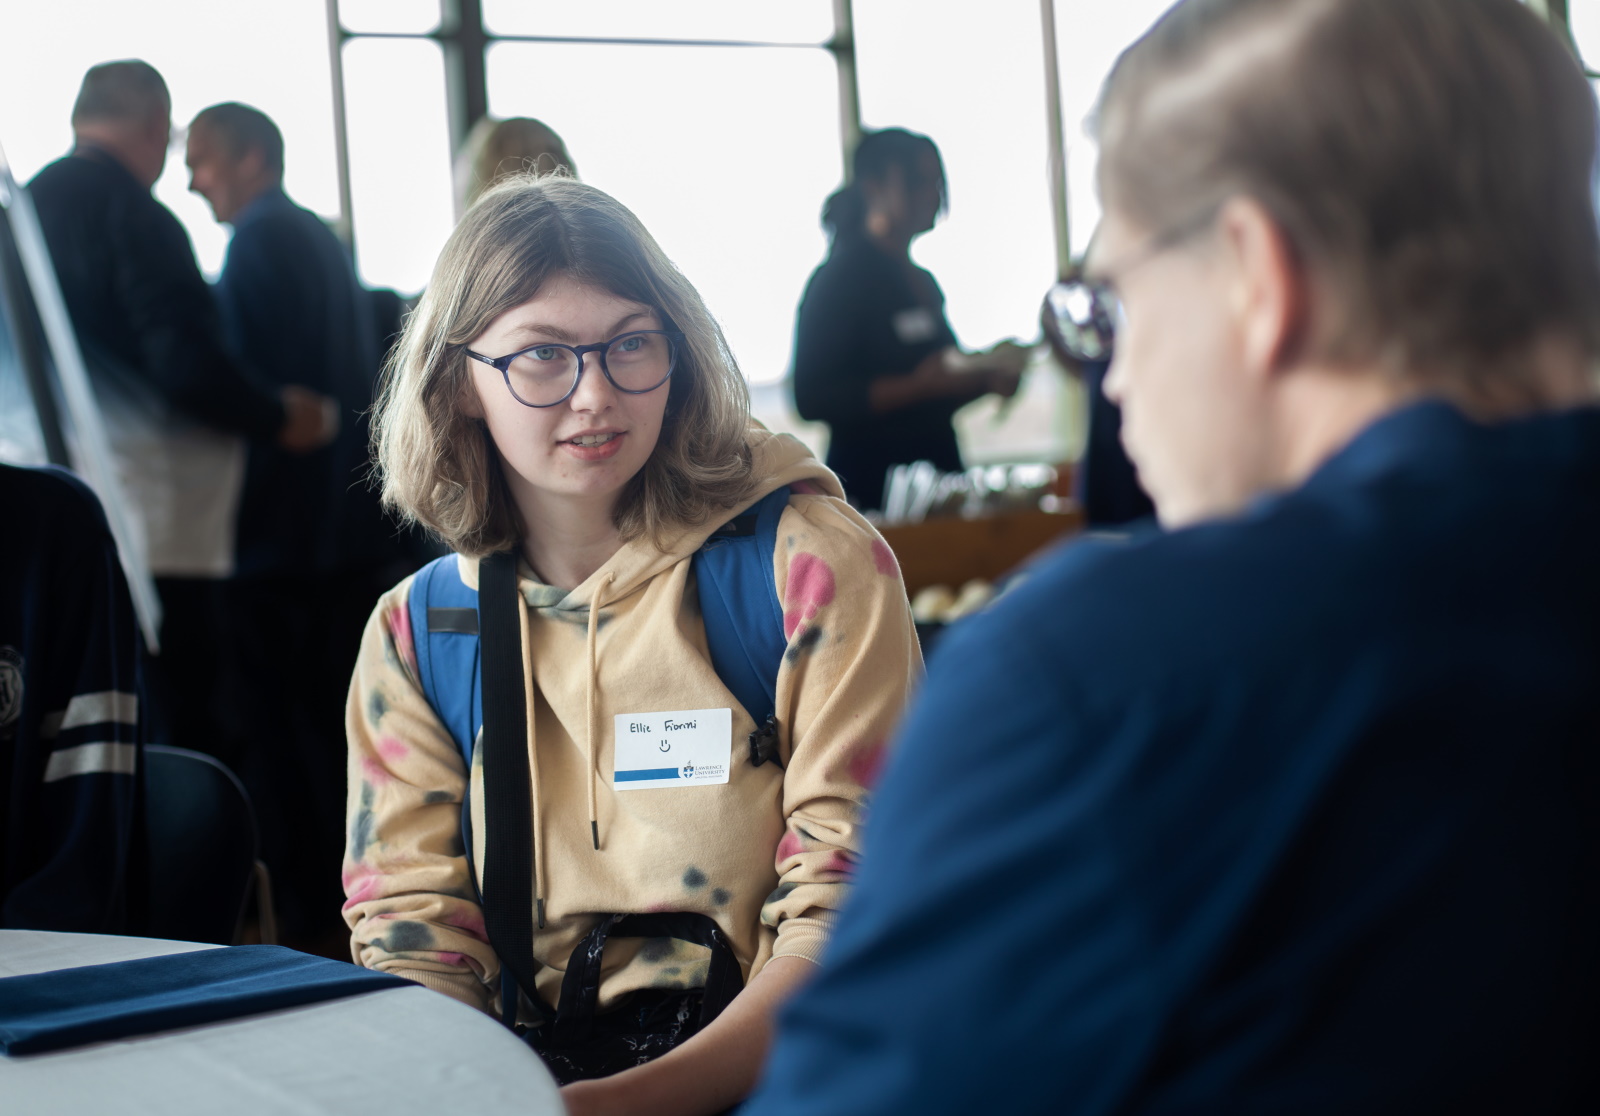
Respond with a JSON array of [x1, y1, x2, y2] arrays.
[[486, 41, 841, 385], [1054, 0, 1187, 258], [341, 37, 456, 295], [1569, 0, 1600, 70], [853, 0, 1057, 352], [338, 0, 441, 36], [482, 0, 833, 43], [0, 0, 339, 278]]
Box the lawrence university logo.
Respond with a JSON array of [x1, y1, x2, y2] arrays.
[[680, 763, 696, 780]]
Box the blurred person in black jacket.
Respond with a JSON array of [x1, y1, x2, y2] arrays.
[[26, 60, 337, 766], [791, 128, 1023, 512], [185, 101, 405, 950]]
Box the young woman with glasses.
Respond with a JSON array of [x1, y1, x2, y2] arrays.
[[791, 127, 1027, 512], [344, 175, 920, 1116]]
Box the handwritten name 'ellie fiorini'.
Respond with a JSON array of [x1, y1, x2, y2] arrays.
[[629, 719, 700, 733]]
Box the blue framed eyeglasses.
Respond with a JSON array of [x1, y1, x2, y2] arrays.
[[465, 329, 684, 408]]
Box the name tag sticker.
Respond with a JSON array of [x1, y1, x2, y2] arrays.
[[892, 307, 938, 344], [613, 708, 732, 791]]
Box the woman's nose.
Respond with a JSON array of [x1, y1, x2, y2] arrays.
[[568, 351, 617, 412]]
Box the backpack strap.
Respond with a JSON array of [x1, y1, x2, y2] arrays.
[[406, 488, 795, 1027], [477, 549, 547, 1028], [692, 486, 791, 735], [407, 554, 481, 770]]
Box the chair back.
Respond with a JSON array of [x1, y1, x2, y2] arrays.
[[142, 745, 259, 945]]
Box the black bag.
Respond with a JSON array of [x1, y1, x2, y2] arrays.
[[477, 553, 745, 1079], [521, 911, 744, 1084]]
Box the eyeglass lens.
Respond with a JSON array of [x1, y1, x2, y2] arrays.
[[505, 332, 675, 407], [1047, 282, 1118, 363]]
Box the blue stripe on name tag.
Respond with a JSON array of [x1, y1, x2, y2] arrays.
[[615, 767, 680, 782]]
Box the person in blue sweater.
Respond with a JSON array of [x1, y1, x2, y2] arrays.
[[744, 1, 1600, 1113], [184, 102, 398, 949]]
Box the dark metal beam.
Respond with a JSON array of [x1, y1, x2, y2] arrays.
[[833, 0, 862, 172], [322, 0, 355, 247], [345, 29, 831, 49], [441, 0, 490, 156]]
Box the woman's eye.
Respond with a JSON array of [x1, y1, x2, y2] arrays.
[[529, 346, 562, 361], [615, 335, 645, 353]]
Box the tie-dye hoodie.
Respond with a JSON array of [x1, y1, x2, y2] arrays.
[[343, 428, 921, 1017]]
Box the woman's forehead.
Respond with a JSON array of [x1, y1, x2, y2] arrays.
[[474, 279, 659, 347]]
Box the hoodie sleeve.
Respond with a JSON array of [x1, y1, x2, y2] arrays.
[[762, 492, 923, 962], [343, 575, 497, 1013]]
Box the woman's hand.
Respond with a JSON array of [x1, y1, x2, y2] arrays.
[[560, 1077, 628, 1116], [986, 366, 1024, 399], [949, 339, 1029, 396]]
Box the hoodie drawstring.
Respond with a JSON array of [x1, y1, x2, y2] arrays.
[[585, 571, 616, 851], [515, 590, 547, 929]]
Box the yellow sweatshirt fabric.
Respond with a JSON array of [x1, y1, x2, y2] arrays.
[[343, 429, 922, 1016]]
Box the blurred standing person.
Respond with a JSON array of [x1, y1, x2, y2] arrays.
[[453, 115, 577, 218], [26, 61, 336, 762], [185, 102, 391, 951], [792, 128, 1023, 512], [1040, 291, 1154, 527]]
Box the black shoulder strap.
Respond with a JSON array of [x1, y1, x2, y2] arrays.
[[477, 550, 544, 1025]]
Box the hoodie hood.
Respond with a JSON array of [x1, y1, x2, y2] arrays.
[[346, 419, 917, 1018], [454, 422, 841, 605], [448, 423, 841, 923]]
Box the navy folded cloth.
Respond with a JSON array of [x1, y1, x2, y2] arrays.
[[0, 945, 412, 1054]]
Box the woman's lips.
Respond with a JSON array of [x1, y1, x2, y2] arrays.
[[561, 431, 626, 461]]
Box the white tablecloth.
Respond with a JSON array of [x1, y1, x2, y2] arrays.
[[0, 930, 563, 1114]]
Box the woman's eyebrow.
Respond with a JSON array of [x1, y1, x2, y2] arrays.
[[504, 311, 655, 346], [604, 310, 655, 335]]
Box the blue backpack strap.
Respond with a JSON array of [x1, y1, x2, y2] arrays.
[[693, 486, 791, 737], [407, 554, 482, 771], [410, 556, 519, 1018]]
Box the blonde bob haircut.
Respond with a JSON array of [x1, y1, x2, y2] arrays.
[[373, 175, 755, 558]]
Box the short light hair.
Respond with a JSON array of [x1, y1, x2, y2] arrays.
[[455, 117, 577, 216], [190, 102, 285, 177], [71, 60, 169, 126], [373, 175, 754, 557], [1096, 0, 1600, 401]]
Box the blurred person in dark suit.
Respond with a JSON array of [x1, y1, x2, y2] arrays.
[[185, 101, 396, 950], [26, 60, 336, 767]]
